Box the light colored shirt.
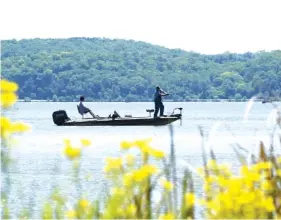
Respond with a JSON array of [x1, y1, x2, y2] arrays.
[[78, 101, 88, 114]]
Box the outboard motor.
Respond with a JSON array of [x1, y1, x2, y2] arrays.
[[52, 110, 70, 125]]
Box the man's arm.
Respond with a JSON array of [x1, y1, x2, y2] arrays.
[[160, 90, 169, 96]]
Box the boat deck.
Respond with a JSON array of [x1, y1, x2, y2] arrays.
[[62, 116, 180, 126]]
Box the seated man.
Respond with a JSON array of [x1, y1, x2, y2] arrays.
[[78, 96, 97, 118]]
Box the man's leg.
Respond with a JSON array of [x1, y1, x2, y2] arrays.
[[89, 110, 97, 118], [160, 102, 164, 116], [85, 108, 96, 118], [154, 102, 159, 118]]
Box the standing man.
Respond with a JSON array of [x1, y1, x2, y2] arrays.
[[154, 86, 169, 118]]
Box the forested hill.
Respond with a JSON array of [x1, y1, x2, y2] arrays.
[[1, 37, 281, 101]]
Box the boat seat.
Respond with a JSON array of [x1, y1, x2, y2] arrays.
[[146, 109, 154, 113], [146, 109, 154, 117], [77, 105, 85, 119]]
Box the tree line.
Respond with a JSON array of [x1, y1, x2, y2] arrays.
[[2, 37, 281, 101]]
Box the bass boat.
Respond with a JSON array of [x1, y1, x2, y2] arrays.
[[52, 108, 183, 126]]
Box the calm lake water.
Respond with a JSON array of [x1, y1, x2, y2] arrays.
[[3, 101, 281, 218]]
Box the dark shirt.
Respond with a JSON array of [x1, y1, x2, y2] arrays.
[[154, 90, 162, 102]]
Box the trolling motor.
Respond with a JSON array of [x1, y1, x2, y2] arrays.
[[170, 107, 183, 125], [170, 107, 183, 116]]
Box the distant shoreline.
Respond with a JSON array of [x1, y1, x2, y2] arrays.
[[17, 99, 279, 103]]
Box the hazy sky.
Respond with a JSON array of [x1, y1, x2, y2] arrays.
[[1, 0, 281, 54]]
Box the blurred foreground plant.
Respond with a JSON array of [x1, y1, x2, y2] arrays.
[[1, 79, 30, 219], [60, 137, 194, 219], [196, 102, 281, 219]]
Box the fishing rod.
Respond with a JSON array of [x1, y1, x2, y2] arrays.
[[159, 87, 169, 96]]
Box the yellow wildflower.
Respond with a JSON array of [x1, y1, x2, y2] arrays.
[[65, 210, 76, 218], [261, 180, 274, 191], [51, 191, 65, 205], [1, 117, 12, 138], [207, 159, 217, 169], [78, 199, 90, 208], [217, 175, 229, 187], [263, 196, 275, 212], [185, 193, 195, 206], [246, 172, 260, 182], [160, 178, 173, 191], [256, 161, 273, 170], [1, 117, 29, 138], [276, 169, 281, 177], [197, 198, 207, 206], [203, 183, 212, 194], [10, 122, 30, 133], [252, 163, 260, 173], [123, 173, 134, 187], [0, 79, 18, 92], [218, 163, 232, 176], [150, 149, 166, 159], [244, 179, 254, 189], [64, 145, 81, 160], [64, 139, 71, 146], [125, 204, 137, 217], [125, 154, 135, 166], [140, 145, 151, 154], [240, 165, 250, 176], [261, 170, 272, 179], [241, 205, 255, 219], [222, 195, 233, 210], [111, 187, 125, 197], [80, 139, 91, 147], [237, 192, 255, 205], [204, 176, 217, 184], [1, 116, 10, 127], [159, 212, 174, 219], [277, 157, 281, 164], [0, 79, 18, 108], [141, 164, 157, 174], [120, 140, 134, 150], [132, 164, 157, 182], [134, 138, 152, 150], [121, 138, 161, 160], [42, 202, 53, 219], [1, 92, 18, 108], [228, 178, 243, 195], [196, 167, 205, 177], [104, 157, 123, 172], [133, 170, 149, 182], [205, 200, 221, 213], [199, 160, 279, 219]]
